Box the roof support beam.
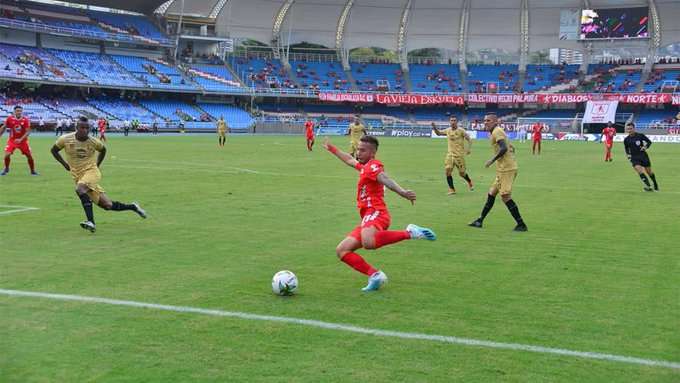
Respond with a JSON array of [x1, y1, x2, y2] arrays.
[[396, 0, 412, 73], [335, 0, 354, 70]]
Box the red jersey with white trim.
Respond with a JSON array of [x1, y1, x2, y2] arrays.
[[355, 159, 386, 213], [4, 115, 30, 140], [532, 123, 542, 139], [98, 119, 107, 133], [602, 127, 616, 144]]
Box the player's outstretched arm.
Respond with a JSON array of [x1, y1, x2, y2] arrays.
[[431, 122, 445, 136], [323, 137, 358, 168], [377, 172, 416, 204], [97, 146, 107, 167], [50, 145, 70, 171]]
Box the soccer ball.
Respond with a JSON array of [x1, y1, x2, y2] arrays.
[[272, 270, 298, 296]]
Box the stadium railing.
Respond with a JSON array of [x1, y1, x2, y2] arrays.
[[0, 18, 173, 47]]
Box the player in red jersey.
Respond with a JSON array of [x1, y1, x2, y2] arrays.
[[531, 122, 544, 155], [98, 117, 108, 142], [0, 105, 38, 176], [304, 119, 315, 151], [323, 135, 436, 292], [601, 121, 616, 162]]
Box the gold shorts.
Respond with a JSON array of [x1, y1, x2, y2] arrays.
[[445, 153, 466, 172], [73, 168, 105, 204], [218, 130, 226, 137], [491, 170, 517, 196]]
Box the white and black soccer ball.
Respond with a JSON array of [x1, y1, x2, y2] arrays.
[[272, 270, 298, 296]]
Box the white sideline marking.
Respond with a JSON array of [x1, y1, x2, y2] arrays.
[[0, 205, 40, 216], [1, 288, 678, 370]]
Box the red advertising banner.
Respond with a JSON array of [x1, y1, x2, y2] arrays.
[[672, 95, 680, 106], [375, 94, 465, 105], [319, 92, 679, 105], [467, 93, 539, 103], [318, 93, 374, 102]]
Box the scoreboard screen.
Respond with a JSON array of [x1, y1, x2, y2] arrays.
[[580, 7, 649, 40]]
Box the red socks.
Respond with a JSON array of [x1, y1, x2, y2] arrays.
[[374, 230, 410, 249], [26, 154, 35, 172], [341, 252, 377, 276], [3, 156, 9, 169]]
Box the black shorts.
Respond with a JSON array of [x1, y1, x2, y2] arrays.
[[630, 154, 651, 168]]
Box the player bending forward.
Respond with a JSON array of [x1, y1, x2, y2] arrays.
[[51, 117, 147, 233], [324, 135, 436, 292]]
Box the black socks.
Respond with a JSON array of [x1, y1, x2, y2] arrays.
[[77, 192, 94, 223], [480, 194, 496, 221], [504, 199, 525, 225], [446, 175, 454, 189]]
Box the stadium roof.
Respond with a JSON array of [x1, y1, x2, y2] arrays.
[[65, 0, 165, 15]]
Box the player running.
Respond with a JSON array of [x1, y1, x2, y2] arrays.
[[601, 121, 616, 162], [217, 116, 228, 147], [531, 121, 544, 155], [0, 105, 38, 176], [348, 116, 366, 158], [323, 135, 436, 292], [624, 122, 658, 192], [50, 117, 147, 233], [469, 113, 527, 231], [98, 117, 107, 142], [431, 116, 474, 195], [305, 119, 316, 151]]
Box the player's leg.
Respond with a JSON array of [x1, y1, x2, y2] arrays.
[[446, 167, 455, 195], [75, 183, 96, 231], [20, 145, 37, 175], [97, 192, 147, 218], [645, 166, 658, 191], [633, 164, 652, 191], [537, 139, 542, 154], [469, 179, 500, 228], [532, 139, 536, 154], [498, 172, 526, 231], [1, 151, 11, 175], [336, 235, 377, 276], [310, 137, 314, 150], [457, 159, 473, 191]]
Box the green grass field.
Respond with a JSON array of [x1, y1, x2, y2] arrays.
[[1, 134, 679, 382]]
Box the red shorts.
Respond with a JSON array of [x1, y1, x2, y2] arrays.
[[4, 140, 31, 155], [532, 136, 541, 142], [605, 141, 613, 148], [348, 209, 391, 241], [306, 135, 314, 140]]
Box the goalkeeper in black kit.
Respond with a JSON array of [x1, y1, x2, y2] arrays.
[[623, 122, 658, 192]]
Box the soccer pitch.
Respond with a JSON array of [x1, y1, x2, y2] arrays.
[[1, 134, 678, 382]]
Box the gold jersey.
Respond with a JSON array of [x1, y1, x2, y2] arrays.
[[444, 127, 467, 157], [349, 123, 365, 141], [490, 126, 517, 172], [55, 133, 104, 176], [217, 120, 227, 132]]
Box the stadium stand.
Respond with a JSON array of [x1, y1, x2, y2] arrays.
[[524, 64, 580, 93], [186, 64, 243, 92], [409, 64, 462, 93], [467, 64, 519, 93], [89, 98, 158, 123], [232, 57, 297, 89], [111, 55, 198, 91], [351, 63, 404, 92], [0, 43, 89, 83], [49, 49, 144, 87], [290, 60, 351, 91], [643, 69, 680, 92], [198, 103, 254, 129], [139, 100, 204, 122]]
